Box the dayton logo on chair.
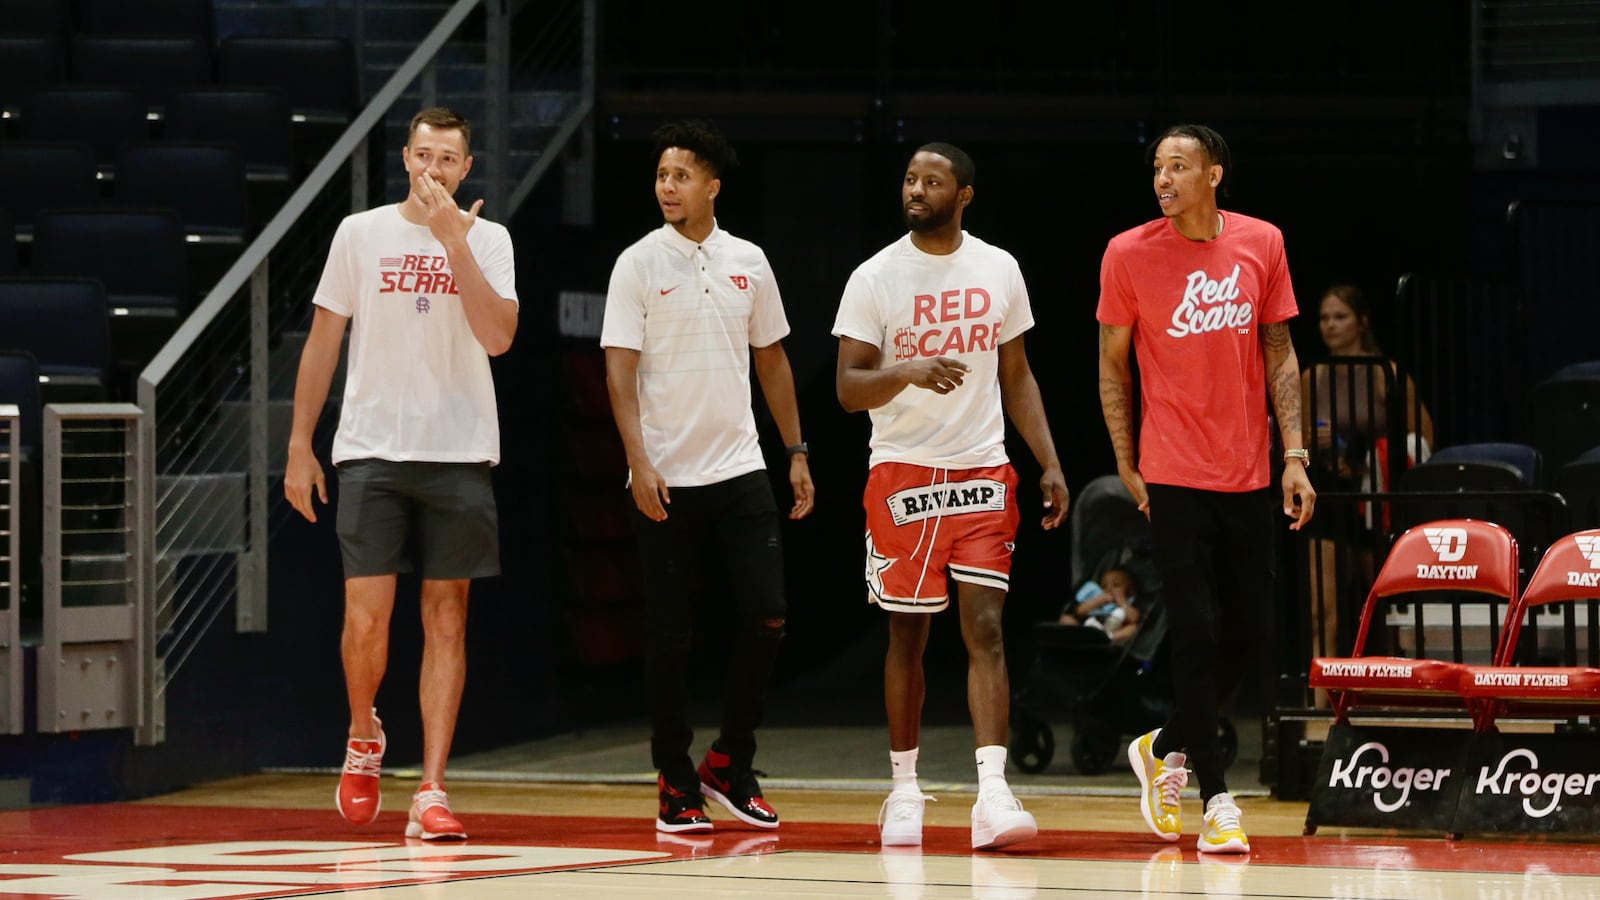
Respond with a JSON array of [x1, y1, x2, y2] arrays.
[[1570, 536, 1600, 587], [1419, 527, 1478, 580]]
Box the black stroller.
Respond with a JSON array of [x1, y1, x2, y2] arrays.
[[1009, 475, 1238, 774]]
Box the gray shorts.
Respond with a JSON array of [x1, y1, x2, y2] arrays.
[[334, 458, 500, 580]]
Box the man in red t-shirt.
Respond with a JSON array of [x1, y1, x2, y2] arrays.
[[1097, 124, 1316, 855]]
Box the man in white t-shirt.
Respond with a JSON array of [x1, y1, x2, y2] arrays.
[[284, 108, 518, 842], [834, 143, 1068, 851], [601, 120, 813, 836]]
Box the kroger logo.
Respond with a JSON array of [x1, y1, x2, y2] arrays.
[[1328, 741, 1453, 813], [1475, 748, 1600, 818]]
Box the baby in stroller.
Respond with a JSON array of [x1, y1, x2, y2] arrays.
[[1010, 475, 1237, 775], [1058, 564, 1142, 644]]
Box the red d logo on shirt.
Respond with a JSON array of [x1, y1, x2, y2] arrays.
[[729, 275, 749, 290]]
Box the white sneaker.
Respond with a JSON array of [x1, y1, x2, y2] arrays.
[[970, 788, 1037, 850], [1197, 792, 1250, 854], [878, 788, 934, 847]]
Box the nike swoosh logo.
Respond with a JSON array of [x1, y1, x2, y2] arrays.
[[658, 287, 678, 295]]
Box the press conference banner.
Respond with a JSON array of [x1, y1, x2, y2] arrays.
[[1453, 731, 1600, 835], [1305, 723, 1473, 833]]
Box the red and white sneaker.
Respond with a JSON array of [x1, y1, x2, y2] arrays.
[[336, 714, 385, 826], [406, 782, 467, 841], [698, 746, 779, 829]]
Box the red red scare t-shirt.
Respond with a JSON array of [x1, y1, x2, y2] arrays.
[[1096, 211, 1297, 491]]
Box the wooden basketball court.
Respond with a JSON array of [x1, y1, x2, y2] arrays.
[[3, 772, 1599, 898]]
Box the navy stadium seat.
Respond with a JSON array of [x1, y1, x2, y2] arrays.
[[114, 143, 249, 242], [20, 87, 150, 173], [217, 35, 357, 123], [164, 88, 293, 182], [0, 211, 14, 276], [0, 142, 101, 238], [31, 209, 190, 317], [69, 36, 213, 115], [0, 0, 70, 37], [0, 36, 66, 120], [76, 0, 216, 40], [1404, 443, 1543, 492], [1528, 363, 1600, 473], [1557, 447, 1600, 532], [0, 278, 112, 402]]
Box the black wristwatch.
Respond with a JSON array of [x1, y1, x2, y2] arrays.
[[785, 442, 809, 458]]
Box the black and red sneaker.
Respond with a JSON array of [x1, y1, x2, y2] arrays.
[[657, 773, 713, 834], [698, 746, 780, 829]]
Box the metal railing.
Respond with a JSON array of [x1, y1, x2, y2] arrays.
[[0, 404, 19, 735], [37, 404, 145, 736], [131, 0, 592, 745]]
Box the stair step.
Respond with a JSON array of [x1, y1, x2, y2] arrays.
[[211, 399, 294, 473], [155, 473, 247, 556]]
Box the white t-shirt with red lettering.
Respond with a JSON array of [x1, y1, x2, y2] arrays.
[[600, 223, 791, 488], [833, 232, 1034, 469], [313, 203, 519, 465], [1096, 211, 1297, 491]]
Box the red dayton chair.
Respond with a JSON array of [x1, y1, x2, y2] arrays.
[[1458, 529, 1600, 732], [1310, 519, 1520, 723]]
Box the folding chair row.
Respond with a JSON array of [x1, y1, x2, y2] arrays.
[[1310, 520, 1600, 731], [1456, 528, 1600, 731]]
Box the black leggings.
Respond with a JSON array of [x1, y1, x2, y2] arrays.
[[628, 470, 787, 780], [1145, 484, 1275, 802]]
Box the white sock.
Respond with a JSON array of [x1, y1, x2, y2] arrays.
[[890, 747, 920, 792], [975, 744, 1009, 795]]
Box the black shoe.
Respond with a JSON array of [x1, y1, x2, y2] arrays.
[[698, 746, 779, 829], [657, 773, 713, 833]]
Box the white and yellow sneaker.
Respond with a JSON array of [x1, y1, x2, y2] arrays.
[[1197, 792, 1250, 854], [1128, 728, 1187, 841]]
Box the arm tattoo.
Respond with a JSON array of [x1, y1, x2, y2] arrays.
[[1098, 325, 1137, 465], [1262, 322, 1302, 437]]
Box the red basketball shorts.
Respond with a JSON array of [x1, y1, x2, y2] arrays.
[[862, 462, 1020, 613]]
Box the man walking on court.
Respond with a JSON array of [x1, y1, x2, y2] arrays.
[[602, 120, 813, 835], [285, 108, 518, 841], [1097, 123, 1315, 854], [834, 142, 1068, 850]]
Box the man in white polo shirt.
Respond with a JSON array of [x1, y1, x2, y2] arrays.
[[601, 120, 813, 835], [835, 142, 1068, 851]]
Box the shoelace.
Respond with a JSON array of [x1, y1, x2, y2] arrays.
[[1153, 765, 1190, 810], [728, 768, 767, 800], [1203, 800, 1242, 835], [980, 790, 1024, 812], [413, 787, 451, 814], [343, 741, 382, 777], [878, 791, 935, 828]]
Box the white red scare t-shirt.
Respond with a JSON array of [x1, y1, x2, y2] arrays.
[[1096, 211, 1297, 492], [313, 204, 519, 465], [833, 232, 1034, 470], [600, 222, 790, 487]]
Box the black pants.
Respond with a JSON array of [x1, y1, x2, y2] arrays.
[[1145, 484, 1275, 802], [628, 470, 787, 782]]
